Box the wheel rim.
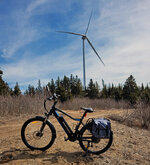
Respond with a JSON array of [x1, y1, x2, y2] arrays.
[[81, 128, 111, 153], [24, 120, 53, 149]]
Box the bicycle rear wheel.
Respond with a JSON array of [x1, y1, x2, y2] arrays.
[[21, 116, 56, 151], [79, 123, 113, 155]]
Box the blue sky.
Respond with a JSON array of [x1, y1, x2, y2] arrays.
[[0, 0, 150, 91]]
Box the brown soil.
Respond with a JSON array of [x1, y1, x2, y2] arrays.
[[0, 109, 150, 165]]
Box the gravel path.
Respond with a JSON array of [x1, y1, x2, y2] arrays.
[[0, 110, 150, 165]]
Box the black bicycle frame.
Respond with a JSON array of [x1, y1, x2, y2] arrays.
[[50, 106, 87, 142]]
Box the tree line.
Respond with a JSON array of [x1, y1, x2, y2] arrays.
[[0, 69, 150, 105]]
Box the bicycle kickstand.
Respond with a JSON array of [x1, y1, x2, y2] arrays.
[[83, 142, 90, 157]]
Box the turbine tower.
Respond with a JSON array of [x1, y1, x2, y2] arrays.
[[57, 12, 105, 90]]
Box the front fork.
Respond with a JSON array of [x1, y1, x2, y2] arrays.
[[39, 114, 49, 135]]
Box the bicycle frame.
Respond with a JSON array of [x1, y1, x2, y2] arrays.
[[21, 93, 113, 154], [47, 101, 87, 142]]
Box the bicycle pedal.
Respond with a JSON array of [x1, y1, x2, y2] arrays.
[[64, 137, 68, 141]]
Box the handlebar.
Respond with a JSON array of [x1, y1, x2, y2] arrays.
[[44, 93, 60, 112], [47, 93, 60, 101], [45, 85, 60, 100]]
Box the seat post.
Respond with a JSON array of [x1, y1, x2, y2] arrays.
[[75, 111, 87, 131], [82, 111, 87, 119]]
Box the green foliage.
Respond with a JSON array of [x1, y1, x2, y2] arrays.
[[49, 79, 55, 94], [101, 80, 109, 99], [113, 84, 123, 101], [122, 75, 139, 105], [101, 85, 108, 98], [36, 80, 42, 95], [25, 85, 35, 96], [13, 82, 21, 96], [0, 70, 10, 95], [0, 68, 150, 106], [140, 84, 150, 104], [56, 86, 69, 102], [86, 79, 99, 98], [70, 75, 83, 97], [0, 69, 3, 75], [100, 82, 123, 101]]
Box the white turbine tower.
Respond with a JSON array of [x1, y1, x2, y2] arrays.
[[57, 12, 105, 90]]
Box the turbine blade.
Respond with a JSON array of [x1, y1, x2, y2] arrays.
[[85, 10, 93, 35], [86, 38, 105, 66], [56, 31, 85, 37]]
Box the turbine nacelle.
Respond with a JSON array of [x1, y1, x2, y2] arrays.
[[82, 35, 87, 40]]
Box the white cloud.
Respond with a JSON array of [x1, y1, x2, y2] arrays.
[[1, 28, 38, 58], [81, 0, 150, 86], [2, 41, 82, 87], [0, 0, 75, 59], [26, 0, 49, 13], [0, 0, 52, 58], [1, 0, 150, 89]]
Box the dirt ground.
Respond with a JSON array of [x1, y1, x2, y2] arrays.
[[0, 109, 150, 165]]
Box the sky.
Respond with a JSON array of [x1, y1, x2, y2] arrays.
[[0, 0, 150, 91]]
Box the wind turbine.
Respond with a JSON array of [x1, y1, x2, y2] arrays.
[[57, 12, 105, 90]]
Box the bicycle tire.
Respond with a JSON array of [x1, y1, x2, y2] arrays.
[[79, 123, 113, 155], [21, 116, 56, 151]]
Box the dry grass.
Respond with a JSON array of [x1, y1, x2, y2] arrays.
[[0, 110, 150, 165], [109, 102, 150, 130], [2, 95, 149, 131], [0, 95, 43, 116], [0, 96, 129, 117], [60, 98, 129, 110], [134, 102, 150, 129]]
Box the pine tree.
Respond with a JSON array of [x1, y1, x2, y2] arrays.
[[122, 75, 139, 105], [70, 75, 82, 97], [0, 70, 10, 95], [47, 79, 55, 94], [114, 84, 123, 101], [62, 76, 70, 91], [87, 79, 99, 99], [25, 85, 35, 96], [55, 76, 61, 88], [111, 84, 115, 98], [36, 80, 42, 95], [141, 83, 144, 92], [140, 84, 150, 104], [101, 80, 108, 98], [56, 85, 68, 102], [13, 82, 21, 96]]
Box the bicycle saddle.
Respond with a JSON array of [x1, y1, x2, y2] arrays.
[[80, 107, 93, 113]]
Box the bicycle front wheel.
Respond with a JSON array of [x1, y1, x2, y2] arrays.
[[21, 116, 56, 151], [79, 123, 113, 155]]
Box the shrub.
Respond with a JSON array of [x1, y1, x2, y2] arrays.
[[0, 96, 129, 116], [109, 101, 150, 130]]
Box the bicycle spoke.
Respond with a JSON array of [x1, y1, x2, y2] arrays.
[[79, 125, 113, 154], [25, 121, 52, 148]]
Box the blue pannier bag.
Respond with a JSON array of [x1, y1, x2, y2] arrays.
[[92, 118, 111, 138]]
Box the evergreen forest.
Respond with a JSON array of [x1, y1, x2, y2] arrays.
[[0, 69, 150, 105]]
